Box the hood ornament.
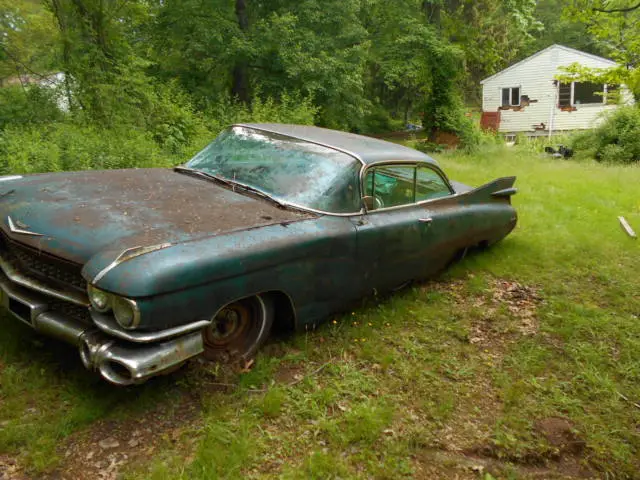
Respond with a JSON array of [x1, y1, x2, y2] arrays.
[[7, 216, 44, 237]]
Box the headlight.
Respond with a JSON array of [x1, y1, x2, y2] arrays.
[[87, 285, 112, 312], [112, 296, 140, 329]]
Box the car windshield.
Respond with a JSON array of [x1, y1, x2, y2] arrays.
[[185, 126, 362, 214]]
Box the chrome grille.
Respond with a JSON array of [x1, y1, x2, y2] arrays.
[[49, 300, 92, 325], [0, 232, 86, 292]]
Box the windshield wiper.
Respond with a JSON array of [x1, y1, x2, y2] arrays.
[[174, 166, 288, 209], [227, 180, 288, 208], [173, 166, 234, 188]]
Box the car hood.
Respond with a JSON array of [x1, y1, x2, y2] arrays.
[[0, 169, 314, 265]]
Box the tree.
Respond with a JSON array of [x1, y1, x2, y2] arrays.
[[558, 1, 640, 99], [0, 0, 58, 82], [441, 0, 542, 102]]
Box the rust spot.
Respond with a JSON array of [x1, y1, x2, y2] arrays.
[[10, 168, 316, 259]]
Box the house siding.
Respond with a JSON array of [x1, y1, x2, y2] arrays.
[[482, 46, 633, 134]]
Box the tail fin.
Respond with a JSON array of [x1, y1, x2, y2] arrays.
[[466, 176, 517, 203]]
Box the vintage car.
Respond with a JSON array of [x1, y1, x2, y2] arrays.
[[0, 124, 517, 385]]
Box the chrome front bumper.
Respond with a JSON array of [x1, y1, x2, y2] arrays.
[[0, 272, 204, 385]]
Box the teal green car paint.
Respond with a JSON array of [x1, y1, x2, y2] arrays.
[[0, 124, 517, 384]]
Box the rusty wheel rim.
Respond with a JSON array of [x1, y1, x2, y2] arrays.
[[203, 297, 265, 362], [204, 303, 251, 346]]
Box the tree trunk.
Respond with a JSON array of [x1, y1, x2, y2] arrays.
[[423, 0, 441, 28], [232, 0, 250, 103], [50, 0, 77, 111]]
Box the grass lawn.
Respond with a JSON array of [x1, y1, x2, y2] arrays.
[[0, 146, 639, 479]]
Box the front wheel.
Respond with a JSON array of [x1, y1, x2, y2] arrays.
[[202, 295, 274, 363]]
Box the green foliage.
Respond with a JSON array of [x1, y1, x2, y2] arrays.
[[0, 0, 558, 146], [441, 0, 542, 101], [0, 122, 172, 174], [527, 0, 601, 57], [0, 0, 58, 81], [571, 106, 640, 163], [0, 85, 62, 128], [0, 91, 320, 174], [559, 1, 640, 100]]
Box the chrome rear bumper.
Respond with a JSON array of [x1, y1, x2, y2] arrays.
[[0, 272, 204, 385]]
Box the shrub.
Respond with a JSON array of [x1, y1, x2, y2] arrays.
[[204, 93, 318, 133], [571, 106, 640, 164], [0, 86, 63, 128], [0, 123, 172, 175], [359, 105, 405, 134], [0, 93, 321, 175]]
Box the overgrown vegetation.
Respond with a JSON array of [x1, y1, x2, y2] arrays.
[[0, 0, 596, 162], [1, 146, 638, 479], [571, 106, 640, 163]]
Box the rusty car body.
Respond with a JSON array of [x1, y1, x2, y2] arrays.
[[0, 124, 517, 385]]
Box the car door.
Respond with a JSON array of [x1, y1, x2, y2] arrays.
[[352, 162, 458, 294], [351, 164, 430, 293], [411, 164, 461, 277]]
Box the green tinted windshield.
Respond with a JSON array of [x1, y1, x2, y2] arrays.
[[186, 126, 362, 214]]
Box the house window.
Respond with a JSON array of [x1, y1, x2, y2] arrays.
[[501, 87, 521, 106], [574, 82, 603, 104], [558, 82, 610, 107]]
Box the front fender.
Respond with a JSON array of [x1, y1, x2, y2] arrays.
[[81, 216, 358, 330]]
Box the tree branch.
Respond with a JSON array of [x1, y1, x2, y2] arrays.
[[593, 1, 640, 13], [0, 45, 48, 80]]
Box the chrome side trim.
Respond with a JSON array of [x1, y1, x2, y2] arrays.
[[91, 311, 210, 343], [7, 216, 44, 237], [92, 243, 172, 283], [0, 176, 23, 182], [0, 253, 89, 306], [492, 187, 518, 198]]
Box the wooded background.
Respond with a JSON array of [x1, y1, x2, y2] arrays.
[[0, 0, 638, 170]]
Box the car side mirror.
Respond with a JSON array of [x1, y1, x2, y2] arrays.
[[362, 196, 375, 212]]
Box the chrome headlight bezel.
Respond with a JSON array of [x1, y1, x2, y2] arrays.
[[87, 285, 141, 330], [87, 285, 112, 313], [112, 296, 141, 330]]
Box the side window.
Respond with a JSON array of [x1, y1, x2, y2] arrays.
[[364, 165, 416, 209], [415, 167, 452, 202]]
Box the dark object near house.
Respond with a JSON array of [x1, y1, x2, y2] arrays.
[[0, 124, 518, 385], [545, 145, 574, 158]]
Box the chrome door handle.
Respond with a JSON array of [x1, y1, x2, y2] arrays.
[[418, 218, 433, 224]]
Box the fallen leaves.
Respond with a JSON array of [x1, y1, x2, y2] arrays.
[[469, 279, 542, 347]]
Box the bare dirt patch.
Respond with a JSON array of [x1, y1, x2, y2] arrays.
[[417, 448, 596, 480], [459, 417, 594, 479], [535, 417, 586, 457], [273, 362, 305, 385], [47, 393, 201, 480], [0, 455, 28, 480]]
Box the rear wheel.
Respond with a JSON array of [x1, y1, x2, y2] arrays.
[[202, 295, 274, 363]]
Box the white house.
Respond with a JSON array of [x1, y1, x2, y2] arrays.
[[480, 45, 634, 136]]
